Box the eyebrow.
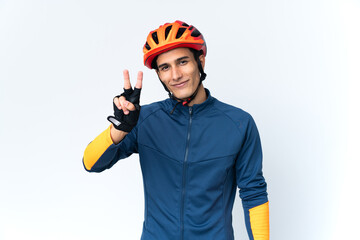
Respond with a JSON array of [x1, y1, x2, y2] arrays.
[[158, 56, 190, 69]]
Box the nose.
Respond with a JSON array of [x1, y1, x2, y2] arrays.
[[171, 66, 183, 82]]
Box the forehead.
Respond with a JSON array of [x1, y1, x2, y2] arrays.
[[156, 47, 194, 64]]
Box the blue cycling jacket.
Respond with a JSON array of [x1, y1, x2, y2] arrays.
[[83, 89, 269, 240]]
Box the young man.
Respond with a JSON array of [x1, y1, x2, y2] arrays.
[[83, 20, 269, 240]]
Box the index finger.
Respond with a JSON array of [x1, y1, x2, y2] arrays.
[[135, 71, 143, 89], [123, 69, 131, 90]]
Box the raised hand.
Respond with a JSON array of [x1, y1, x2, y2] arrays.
[[114, 70, 143, 114], [107, 70, 143, 133]]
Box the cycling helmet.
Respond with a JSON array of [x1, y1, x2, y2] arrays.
[[143, 20, 207, 69]]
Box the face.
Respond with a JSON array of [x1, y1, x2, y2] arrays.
[[156, 48, 205, 100]]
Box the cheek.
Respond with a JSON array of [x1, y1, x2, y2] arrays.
[[159, 77, 172, 90], [158, 72, 170, 84], [190, 69, 200, 84]]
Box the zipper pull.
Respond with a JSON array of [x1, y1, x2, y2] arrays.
[[189, 107, 193, 115]]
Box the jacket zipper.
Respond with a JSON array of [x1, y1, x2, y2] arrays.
[[180, 106, 193, 240]]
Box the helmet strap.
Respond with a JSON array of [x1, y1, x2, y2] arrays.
[[197, 55, 207, 82]]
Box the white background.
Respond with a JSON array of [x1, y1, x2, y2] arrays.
[[1, 0, 359, 239]]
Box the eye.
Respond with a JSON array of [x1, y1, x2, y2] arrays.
[[179, 60, 188, 65], [160, 65, 169, 71]]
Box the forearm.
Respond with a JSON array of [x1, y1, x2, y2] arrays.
[[83, 124, 138, 172], [83, 125, 114, 171]]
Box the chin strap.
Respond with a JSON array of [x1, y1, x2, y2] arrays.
[[169, 81, 202, 114]]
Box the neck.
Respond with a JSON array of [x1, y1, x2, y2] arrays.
[[186, 84, 207, 106]]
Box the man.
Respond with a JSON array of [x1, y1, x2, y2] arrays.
[[83, 20, 269, 240]]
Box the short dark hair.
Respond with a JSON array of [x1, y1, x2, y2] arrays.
[[151, 48, 203, 70]]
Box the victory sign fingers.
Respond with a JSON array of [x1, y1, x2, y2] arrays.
[[116, 70, 143, 114]]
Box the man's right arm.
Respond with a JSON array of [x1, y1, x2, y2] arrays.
[[82, 70, 143, 172], [82, 124, 138, 172]]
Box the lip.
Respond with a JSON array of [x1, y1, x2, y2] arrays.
[[171, 80, 189, 88]]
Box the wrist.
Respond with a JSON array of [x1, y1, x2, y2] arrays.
[[110, 124, 128, 144]]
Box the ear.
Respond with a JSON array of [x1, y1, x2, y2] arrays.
[[199, 54, 205, 69]]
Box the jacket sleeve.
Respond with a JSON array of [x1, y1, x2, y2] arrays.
[[82, 124, 138, 172], [235, 115, 269, 240]]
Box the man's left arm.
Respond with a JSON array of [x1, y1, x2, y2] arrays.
[[236, 115, 269, 240]]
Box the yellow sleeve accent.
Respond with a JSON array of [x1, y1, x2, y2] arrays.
[[249, 201, 270, 240], [83, 125, 114, 170]]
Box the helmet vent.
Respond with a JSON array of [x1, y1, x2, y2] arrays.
[[181, 22, 189, 27], [191, 28, 201, 37], [189, 26, 194, 31], [176, 27, 186, 39], [145, 42, 151, 50], [152, 32, 159, 44], [165, 25, 172, 40]]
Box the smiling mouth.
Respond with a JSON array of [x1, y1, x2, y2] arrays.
[[172, 80, 189, 88]]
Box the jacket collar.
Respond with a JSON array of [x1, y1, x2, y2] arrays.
[[166, 88, 215, 116]]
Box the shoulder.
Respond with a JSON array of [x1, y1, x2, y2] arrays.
[[138, 99, 168, 123], [210, 98, 260, 139], [211, 98, 255, 126]]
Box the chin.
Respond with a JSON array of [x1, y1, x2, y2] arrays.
[[172, 90, 193, 100]]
